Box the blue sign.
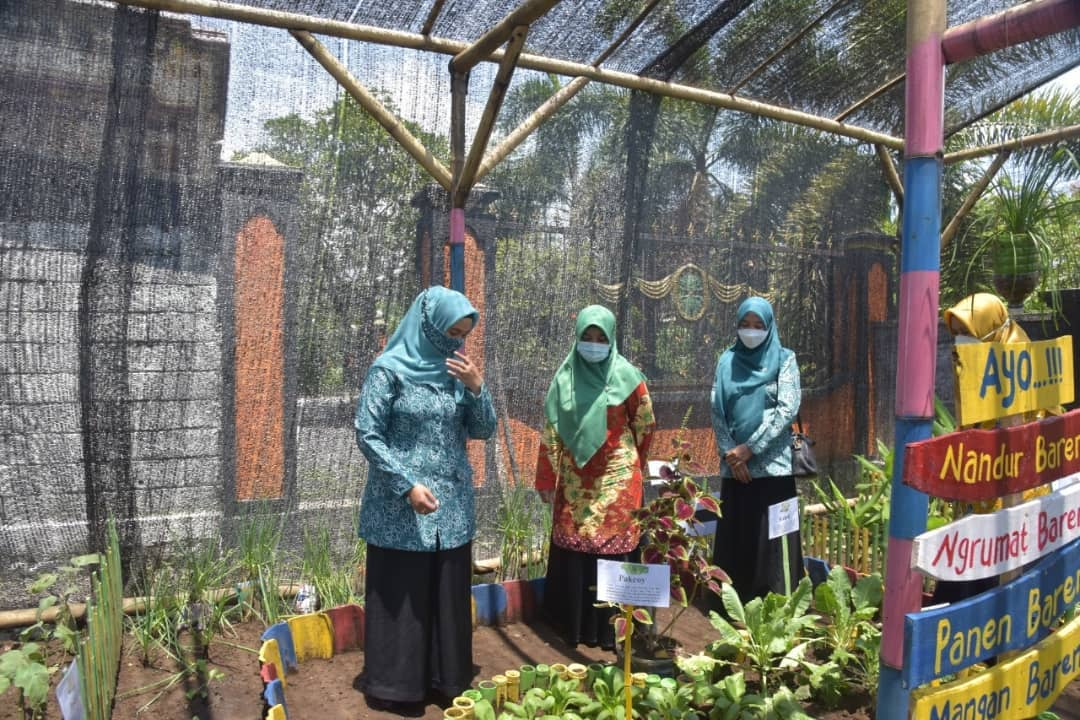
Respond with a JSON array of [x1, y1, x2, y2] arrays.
[[903, 536, 1080, 688]]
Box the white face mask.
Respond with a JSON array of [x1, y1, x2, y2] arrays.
[[737, 328, 768, 349], [577, 341, 610, 363], [954, 334, 980, 346]]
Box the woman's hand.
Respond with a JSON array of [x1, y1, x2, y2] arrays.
[[447, 351, 482, 394], [538, 489, 554, 504], [724, 444, 753, 484], [408, 484, 440, 514]]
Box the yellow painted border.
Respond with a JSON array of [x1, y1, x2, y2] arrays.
[[911, 613, 1080, 719]]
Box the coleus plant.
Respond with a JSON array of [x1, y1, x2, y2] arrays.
[[613, 439, 731, 653]]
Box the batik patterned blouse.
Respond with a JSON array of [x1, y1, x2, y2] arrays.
[[712, 349, 800, 479], [535, 383, 655, 555], [355, 366, 496, 552]]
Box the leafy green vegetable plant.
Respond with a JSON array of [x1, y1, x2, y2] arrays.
[[707, 577, 820, 697], [808, 567, 883, 705], [0, 642, 50, 719], [21, 554, 102, 655]]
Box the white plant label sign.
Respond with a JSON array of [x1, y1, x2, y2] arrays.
[[912, 481, 1080, 580], [596, 559, 670, 607], [768, 497, 800, 539]]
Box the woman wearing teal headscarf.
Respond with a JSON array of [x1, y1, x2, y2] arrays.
[[711, 297, 802, 602], [355, 285, 496, 715], [535, 305, 655, 649]]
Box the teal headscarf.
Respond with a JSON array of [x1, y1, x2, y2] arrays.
[[543, 305, 646, 467], [712, 297, 784, 444], [371, 285, 479, 402]]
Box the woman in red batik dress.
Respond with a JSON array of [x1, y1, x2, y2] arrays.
[[535, 304, 655, 649]]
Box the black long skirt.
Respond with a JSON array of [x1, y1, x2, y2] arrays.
[[712, 474, 804, 603], [542, 543, 638, 649], [361, 542, 473, 703]]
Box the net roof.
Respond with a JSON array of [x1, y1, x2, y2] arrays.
[[189, 0, 1079, 139]]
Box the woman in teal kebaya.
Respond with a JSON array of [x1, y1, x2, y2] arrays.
[[354, 285, 496, 715], [711, 297, 803, 602]]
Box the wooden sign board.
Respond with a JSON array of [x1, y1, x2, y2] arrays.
[[953, 336, 1074, 427], [902, 409, 1080, 501], [903, 537, 1080, 688], [910, 612, 1080, 720], [911, 481, 1080, 580]]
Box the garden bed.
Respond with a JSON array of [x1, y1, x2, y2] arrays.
[[6, 601, 1080, 718]]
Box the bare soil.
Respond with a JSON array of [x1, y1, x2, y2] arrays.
[[4, 605, 1080, 719]]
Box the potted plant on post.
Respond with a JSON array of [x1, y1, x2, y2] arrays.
[[966, 147, 1078, 310], [609, 438, 730, 676]]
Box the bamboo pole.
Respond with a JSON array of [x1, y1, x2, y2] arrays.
[[450, 0, 563, 74], [475, 75, 590, 183], [0, 584, 308, 630], [420, 0, 446, 36], [111, 0, 904, 150], [875, 144, 904, 207], [943, 123, 1080, 163], [456, 25, 528, 206], [474, 0, 662, 183], [942, 0, 1080, 65], [593, 0, 665, 65], [834, 73, 905, 122], [727, 0, 850, 95], [290, 30, 453, 190], [940, 150, 1009, 250]]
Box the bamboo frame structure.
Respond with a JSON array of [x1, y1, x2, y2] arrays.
[[111, 0, 905, 150], [939, 150, 1010, 250], [943, 123, 1080, 163], [874, 144, 904, 207], [291, 30, 453, 190], [456, 25, 529, 206], [449, 0, 563, 74]]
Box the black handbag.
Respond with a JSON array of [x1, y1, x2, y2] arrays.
[[790, 414, 819, 478]]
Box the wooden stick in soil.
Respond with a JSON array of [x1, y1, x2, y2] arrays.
[[623, 605, 633, 720]]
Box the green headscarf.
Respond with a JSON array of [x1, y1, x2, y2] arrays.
[[543, 305, 646, 467]]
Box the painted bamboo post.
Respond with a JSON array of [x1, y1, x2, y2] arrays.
[[875, 0, 943, 716]]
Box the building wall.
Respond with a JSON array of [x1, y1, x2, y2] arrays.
[[0, 0, 301, 598]]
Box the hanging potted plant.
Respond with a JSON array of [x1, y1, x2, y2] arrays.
[[966, 147, 1078, 309], [608, 438, 730, 676]]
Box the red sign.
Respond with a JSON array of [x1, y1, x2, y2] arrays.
[[902, 409, 1080, 501]]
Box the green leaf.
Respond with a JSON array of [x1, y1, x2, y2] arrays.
[[28, 573, 58, 595], [37, 596, 58, 614], [0, 675, 9, 695], [70, 553, 103, 568], [1, 649, 29, 677], [14, 661, 49, 708], [721, 583, 746, 625]]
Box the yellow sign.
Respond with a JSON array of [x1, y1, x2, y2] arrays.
[[911, 613, 1080, 719], [954, 337, 1074, 426]]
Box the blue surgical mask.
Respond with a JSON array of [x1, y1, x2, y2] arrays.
[[954, 334, 980, 346], [577, 341, 610, 363]]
